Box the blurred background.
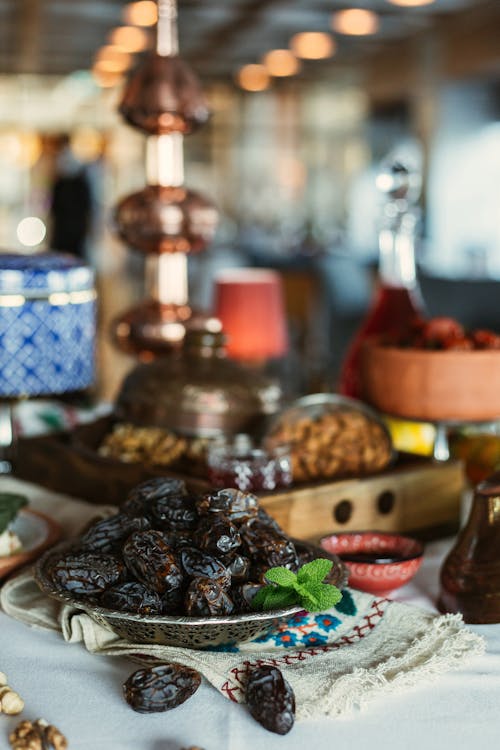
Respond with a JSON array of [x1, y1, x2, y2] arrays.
[[1, 0, 500, 399]]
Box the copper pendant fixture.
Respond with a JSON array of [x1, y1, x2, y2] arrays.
[[115, 184, 218, 255], [119, 54, 210, 135], [112, 0, 218, 356]]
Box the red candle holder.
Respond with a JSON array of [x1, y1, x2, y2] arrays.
[[214, 269, 288, 363]]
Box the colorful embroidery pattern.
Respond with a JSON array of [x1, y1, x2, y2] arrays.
[[253, 610, 342, 649], [219, 596, 389, 702]]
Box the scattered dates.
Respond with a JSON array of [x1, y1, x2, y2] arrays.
[[123, 663, 201, 713], [245, 665, 295, 735], [46, 479, 313, 618]]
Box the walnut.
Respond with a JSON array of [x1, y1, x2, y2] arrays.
[[99, 423, 187, 468], [1, 690, 24, 715], [9, 719, 67, 750], [0, 682, 24, 715]]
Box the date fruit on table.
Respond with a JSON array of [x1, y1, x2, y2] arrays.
[[123, 663, 202, 713], [245, 665, 295, 735]]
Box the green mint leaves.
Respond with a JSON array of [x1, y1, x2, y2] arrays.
[[0, 493, 28, 535], [251, 558, 343, 613]]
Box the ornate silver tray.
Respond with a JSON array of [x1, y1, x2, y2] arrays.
[[34, 540, 347, 649]]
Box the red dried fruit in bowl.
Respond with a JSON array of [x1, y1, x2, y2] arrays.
[[421, 317, 465, 346], [472, 330, 500, 350], [441, 335, 474, 351]]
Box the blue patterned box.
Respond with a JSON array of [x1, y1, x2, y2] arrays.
[[0, 252, 96, 397]]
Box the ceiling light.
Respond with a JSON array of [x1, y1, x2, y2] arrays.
[[123, 1, 158, 27], [262, 49, 300, 77], [109, 26, 150, 53], [332, 9, 380, 35], [290, 32, 336, 60], [94, 46, 132, 74], [237, 64, 270, 92], [386, 0, 435, 5]]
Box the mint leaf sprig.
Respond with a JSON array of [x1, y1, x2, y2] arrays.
[[0, 493, 28, 535], [251, 558, 342, 613]]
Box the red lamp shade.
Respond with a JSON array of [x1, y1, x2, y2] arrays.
[[214, 269, 288, 361]]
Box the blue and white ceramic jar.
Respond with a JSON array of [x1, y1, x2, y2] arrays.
[[0, 252, 96, 397]]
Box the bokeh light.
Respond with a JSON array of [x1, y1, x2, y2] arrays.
[[237, 64, 271, 92], [290, 32, 336, 60], [17, 217, 46, 247], [94, 46, 132, 74], [262, 49, 300, 77], [123, 1, 158, 27], [387, 0, 435, 5], [109, 25, 150, 53], [332, 9, 380, 36]]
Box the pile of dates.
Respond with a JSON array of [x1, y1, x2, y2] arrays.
[[47, 478, 301, 733], [46, 478, 310, 617]]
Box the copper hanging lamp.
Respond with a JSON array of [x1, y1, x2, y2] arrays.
[[111, 0, 218, 358]]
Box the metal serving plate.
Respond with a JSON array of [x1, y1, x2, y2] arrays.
[[34, 540, 347, 649]]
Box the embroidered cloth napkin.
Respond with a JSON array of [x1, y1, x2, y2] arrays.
[[0, 478, 485, 720], [1, 569, 484, 719]]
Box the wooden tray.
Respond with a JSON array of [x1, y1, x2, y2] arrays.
[[259, 458, 463, 543], [14, 417, 464, 541], [14, 416, 208, 504]]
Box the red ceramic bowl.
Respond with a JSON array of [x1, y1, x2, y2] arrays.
[[320, 532, 424, 597]]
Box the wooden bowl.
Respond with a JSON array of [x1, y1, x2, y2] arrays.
[[361, 344, 500, 422]]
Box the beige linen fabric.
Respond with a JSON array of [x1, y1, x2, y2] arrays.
[[0, 477, 485, 720]]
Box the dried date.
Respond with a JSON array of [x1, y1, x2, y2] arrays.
[[80, 513, 150, 553], [194, 516, 241, 556], [151, 494, 198, 531], [100, 582, 162, 615], [222, 552, 250, 583], [159, 529, 194, 550], [122, 477, 187, 517], [240, 523, 298, 571], [253, 507, 282, 532], [161, 585, 185, 615], [123, 530, 183, 594], [196, 488, 258, 521], [50, 552, 124, 596], [231, 582, 263, 612], [245, 665, 295, 735], [123, 663, 201, 713], [180, 547, 231, 590], [185, 577, 234, 616]]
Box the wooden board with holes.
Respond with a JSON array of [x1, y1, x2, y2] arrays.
[[14, 419, 463, 541], [259, 459, 464, 543]]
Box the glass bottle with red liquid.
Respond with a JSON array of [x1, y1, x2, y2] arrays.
[[339, 146, 425, 399]]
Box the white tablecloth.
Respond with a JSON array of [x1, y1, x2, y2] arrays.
[[1, 478, 498, 750]]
